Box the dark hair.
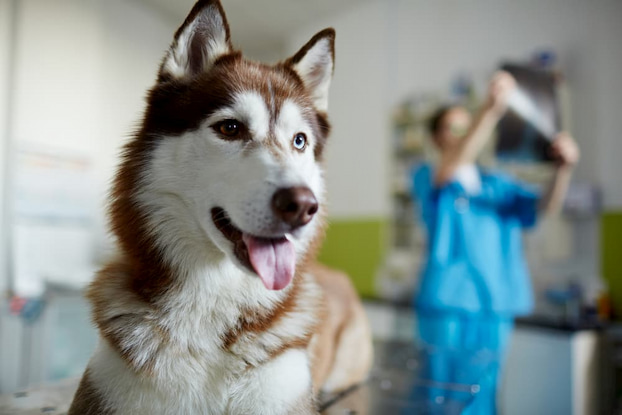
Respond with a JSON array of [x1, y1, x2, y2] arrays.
[[427, 105, 455, 136]]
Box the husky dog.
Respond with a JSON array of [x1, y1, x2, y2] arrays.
[[69, 1, 373, 414]]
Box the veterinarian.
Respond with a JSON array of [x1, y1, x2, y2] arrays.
[[410, 71, 579, 414]]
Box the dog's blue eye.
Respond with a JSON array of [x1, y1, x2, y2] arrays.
[[293, 133, 307, 151]]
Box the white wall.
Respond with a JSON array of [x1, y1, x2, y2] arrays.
[[592, 4, 622, 209], [1, 0, 177, 391], [13, 0, 102, 156], [0, 0, 15, 295], [3, 0, 176, 292], [287, 0, 622, 217], [288, 1, 391, 219], [0, 0, 15, 390]]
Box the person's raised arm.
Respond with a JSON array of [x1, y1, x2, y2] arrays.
[[435, 72, 516, 185], [538, 132, 580, 215]]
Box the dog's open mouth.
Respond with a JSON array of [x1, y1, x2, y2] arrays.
[[211, 207, 295, 291]]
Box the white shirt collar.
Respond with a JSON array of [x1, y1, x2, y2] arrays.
[[452, 164, 481, 195]]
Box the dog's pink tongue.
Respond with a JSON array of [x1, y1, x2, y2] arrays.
[[242, 234, 296, 290]]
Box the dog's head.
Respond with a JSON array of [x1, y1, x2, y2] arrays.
[[111, 0, 334, 294]]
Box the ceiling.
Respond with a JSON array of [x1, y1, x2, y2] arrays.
[[137, 0, 367, 60]]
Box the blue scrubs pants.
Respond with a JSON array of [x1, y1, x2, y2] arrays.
[[417, 312, 514, 415]]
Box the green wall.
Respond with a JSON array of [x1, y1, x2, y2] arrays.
[[602, 211, 622, 315], [317, 218, 387, 298], [319, 212, 622, 313]]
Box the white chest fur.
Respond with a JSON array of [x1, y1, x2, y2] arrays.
[[86, 263, 318, 414], [88, 341, 311, 415]]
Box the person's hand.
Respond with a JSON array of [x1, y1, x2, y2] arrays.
[[551, 132, 580, 168], [485, 71, 516, 116]]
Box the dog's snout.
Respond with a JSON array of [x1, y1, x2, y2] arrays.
[[272, 187, 318, 229]]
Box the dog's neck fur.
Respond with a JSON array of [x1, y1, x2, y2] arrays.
[[88, 248, 321, 375], [84, 254, 321, 414]]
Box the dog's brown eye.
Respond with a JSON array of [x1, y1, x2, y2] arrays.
[[293, 133, 307, 151], [215, 119, 240, 137]]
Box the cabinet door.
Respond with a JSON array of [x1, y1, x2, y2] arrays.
[[502, 328, 572, 415]]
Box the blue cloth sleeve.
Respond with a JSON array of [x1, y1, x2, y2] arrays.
[[505, 178, 540, 229], [411, 164, 434, 223]]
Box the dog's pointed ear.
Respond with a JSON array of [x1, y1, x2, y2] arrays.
[[158, 0, 232, 82], [285, 29, 335, 112]]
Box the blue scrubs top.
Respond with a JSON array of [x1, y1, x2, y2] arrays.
[[411, 163, 538, 316]]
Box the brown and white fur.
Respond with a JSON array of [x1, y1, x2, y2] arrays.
[[69, 1, 372, 414]]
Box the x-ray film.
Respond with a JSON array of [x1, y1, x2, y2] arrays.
[[495, 63, 561, 163]]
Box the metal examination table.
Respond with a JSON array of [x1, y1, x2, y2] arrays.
[[0, 341, 487, 415]]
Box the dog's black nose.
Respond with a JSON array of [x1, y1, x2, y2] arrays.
[[272, 187, 318, 229]]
